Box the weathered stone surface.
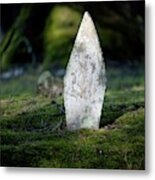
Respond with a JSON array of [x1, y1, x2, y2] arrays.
[[64, 11, 106, 130]]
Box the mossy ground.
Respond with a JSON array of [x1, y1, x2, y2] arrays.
[[0, 64, 145, 169]]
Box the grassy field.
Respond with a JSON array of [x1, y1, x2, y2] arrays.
[[0, 63, 145, 169]]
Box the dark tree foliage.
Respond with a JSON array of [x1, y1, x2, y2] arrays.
[[0, 1, 144, 71]]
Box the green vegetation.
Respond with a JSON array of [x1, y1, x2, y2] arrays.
[[0, 6, 33, 70], [0, 71, 38, 99], [0, 64, 145, 169], [43, 5, 81, 69], [0, 1, 145, 169], [1, 2, 144, 71]]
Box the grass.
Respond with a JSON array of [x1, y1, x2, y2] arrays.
[[0, 70, 38, 99], [0, 63, 145, 169]]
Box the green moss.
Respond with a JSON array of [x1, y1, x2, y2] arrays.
[[100, 89, 144, 126], [0, 94, 144, 169], [0, 73, 38, 99], [0, 63, 144, 169]]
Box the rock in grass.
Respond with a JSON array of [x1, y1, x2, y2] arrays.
[[64, 12, 106, 130], [37, 71, 63, 98]]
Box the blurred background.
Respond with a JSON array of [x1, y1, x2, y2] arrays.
[[0, 1, 145, 98], [0, 1, 145, 168]]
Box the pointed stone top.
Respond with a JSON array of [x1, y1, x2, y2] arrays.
[[81, 11, 93, 27], [73, 11, 102, 57], [83, 11, 90, 18], [81, 11, 93, 26]]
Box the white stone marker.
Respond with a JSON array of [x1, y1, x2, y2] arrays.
[[64, 11, 106, 130]]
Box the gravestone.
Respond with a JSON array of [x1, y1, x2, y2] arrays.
[[64, 11, 106, 130]]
